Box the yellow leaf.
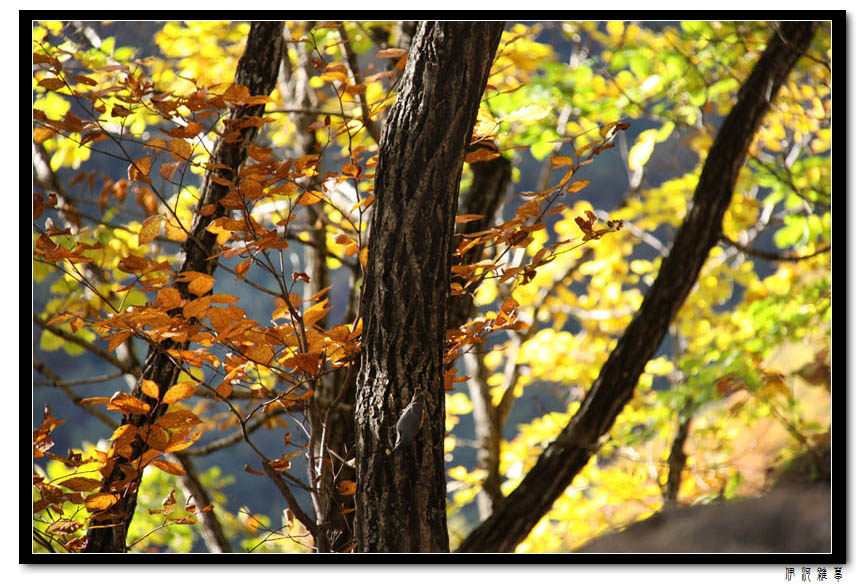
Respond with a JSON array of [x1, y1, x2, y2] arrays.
[[503, 104, 551, 124], [628, 129, 658, 170]]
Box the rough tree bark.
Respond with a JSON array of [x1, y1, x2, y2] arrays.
[[83, 21, 285, 553], [456, 21, 817, 553], [354, 21, 504, 553]]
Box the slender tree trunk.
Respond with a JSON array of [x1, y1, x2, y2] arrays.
[[456, 21, 817, 553], [354, 21, 503, 553], [83, 21, 285, 553], [448, 151, 512, 519]]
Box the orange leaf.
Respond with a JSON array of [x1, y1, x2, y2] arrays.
[[551, 155, 573, 168], [375, 48, 407, 59], [284, 352, 321, 376], [163, 381, 198, 404], [85, 493, 119, 511], [164, 219, 188, 242], [107, 392, 150, 415], [455, 214, 486, 224], [155, 410, 203, 429], [297, 191, 324, 205], [160, 161, 181, 181], [183, 296, 211, 320], [78, 396, 110, 406], [566, 180, 591, 194], [245, 345, 274, 365], [187, 273, 214, 297], [164, 428, 201, 453], [303, 299, 331, 327], [154, 287, 182, 310], [337, 480, 356, 496], [141, 379, 161, 400], [107, 330, 133, 353], [465, 148, 500, 163], [167, 138, 192, 161], [244, 464, 267, 475], [139, 215, 163, 246], [33, 126, 55, 144], [501, 296, 519, 315], [128, 157, 152, 184], [152, 459, 187, 476]]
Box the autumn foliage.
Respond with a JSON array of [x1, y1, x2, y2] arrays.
[[33, 21, 830, 553]]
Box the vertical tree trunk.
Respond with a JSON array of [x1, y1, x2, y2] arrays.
[[83, 21, 285, 553], [354, 21, 504, 552], [456, 20, 817, 553]]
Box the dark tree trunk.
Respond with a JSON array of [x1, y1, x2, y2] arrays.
[[456, 21, 817, 553], [354, 21, 504, 553], [83, 21, 285, 553]]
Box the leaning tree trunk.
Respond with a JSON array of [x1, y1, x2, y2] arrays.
[[456, 21, 817, 553], [83, 22, 285, 553], [354, 21, 504, 553]]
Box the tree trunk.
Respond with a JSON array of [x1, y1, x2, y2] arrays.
[[83, 21, 285, 553], [456, 21, 817, 553], [354, 21, 504, 553]]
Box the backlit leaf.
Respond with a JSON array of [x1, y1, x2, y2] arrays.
[[139, 214, 163, 246], [141, 379, 161, 399], [85, 493, 120, 511], [107, 392, 150, 415], [152, 459, 187, 476], [163, 381, 198, 404]]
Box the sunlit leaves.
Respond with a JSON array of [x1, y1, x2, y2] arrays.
[[33, 21, 830, 554], [85, 493, 120, 511], [106, 392, 150, 415], [152, 459, 187, 476]]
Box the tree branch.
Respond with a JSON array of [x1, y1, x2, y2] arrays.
[[720, 234, 830, 262]]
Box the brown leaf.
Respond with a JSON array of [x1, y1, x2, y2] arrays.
[[58, 477, 104, 492]]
